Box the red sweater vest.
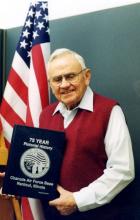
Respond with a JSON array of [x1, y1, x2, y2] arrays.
[[39, 92, 117, 192]]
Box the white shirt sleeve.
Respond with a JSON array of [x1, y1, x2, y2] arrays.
[[73, 105, 135, 212]]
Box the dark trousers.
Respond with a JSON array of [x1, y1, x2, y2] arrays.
[[41, 202, 134, 220]]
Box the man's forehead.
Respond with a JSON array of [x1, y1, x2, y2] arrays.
[[50, 53, 81, 68], [53, 52, 75, 62]]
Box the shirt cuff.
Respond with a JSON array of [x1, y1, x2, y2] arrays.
[[73, 187, 101, 212]]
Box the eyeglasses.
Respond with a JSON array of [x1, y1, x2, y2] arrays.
[[49, 68, 86, 86]]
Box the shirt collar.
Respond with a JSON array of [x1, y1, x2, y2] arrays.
[[53, 86, 93, 115]]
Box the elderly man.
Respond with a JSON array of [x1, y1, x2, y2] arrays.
[[39, 48, 134, 220]]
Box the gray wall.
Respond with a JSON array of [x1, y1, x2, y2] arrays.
[[2, 3, 140, 218]]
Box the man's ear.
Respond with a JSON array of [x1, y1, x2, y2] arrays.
[[85, 68, 91, 86]]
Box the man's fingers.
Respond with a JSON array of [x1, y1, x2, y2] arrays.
[[49, 198, 59, 206], [0, 187, 15, 199], [0, 172, 5, 177], [57, 185, 66, 194]]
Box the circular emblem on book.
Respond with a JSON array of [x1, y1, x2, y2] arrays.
[[20, 148, 50, 178]]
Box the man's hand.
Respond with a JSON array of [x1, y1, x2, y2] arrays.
[[49, 185, 77, 216], [0, 172, 5, 178], [0, 172, 14, 199], [0, 172, 8, 199]]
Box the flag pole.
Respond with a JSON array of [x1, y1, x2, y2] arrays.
[[12, 198, 22, 220]]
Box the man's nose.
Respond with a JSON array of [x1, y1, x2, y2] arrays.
[[60, 77, 70, 87]]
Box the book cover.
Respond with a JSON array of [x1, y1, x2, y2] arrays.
[[2, 124, 66, 200]]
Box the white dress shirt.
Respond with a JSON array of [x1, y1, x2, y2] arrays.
[[53, 87, 135, 212]]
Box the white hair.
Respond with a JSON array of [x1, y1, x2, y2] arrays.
[[48, 48, 86, 69]]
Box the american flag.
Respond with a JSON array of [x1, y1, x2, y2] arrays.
[[0, 1, 50, 219]]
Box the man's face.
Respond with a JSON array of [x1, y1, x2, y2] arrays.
[[48, 53, 91, 109]]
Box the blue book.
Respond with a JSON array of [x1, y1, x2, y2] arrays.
[[2, 124, 65, 200]]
